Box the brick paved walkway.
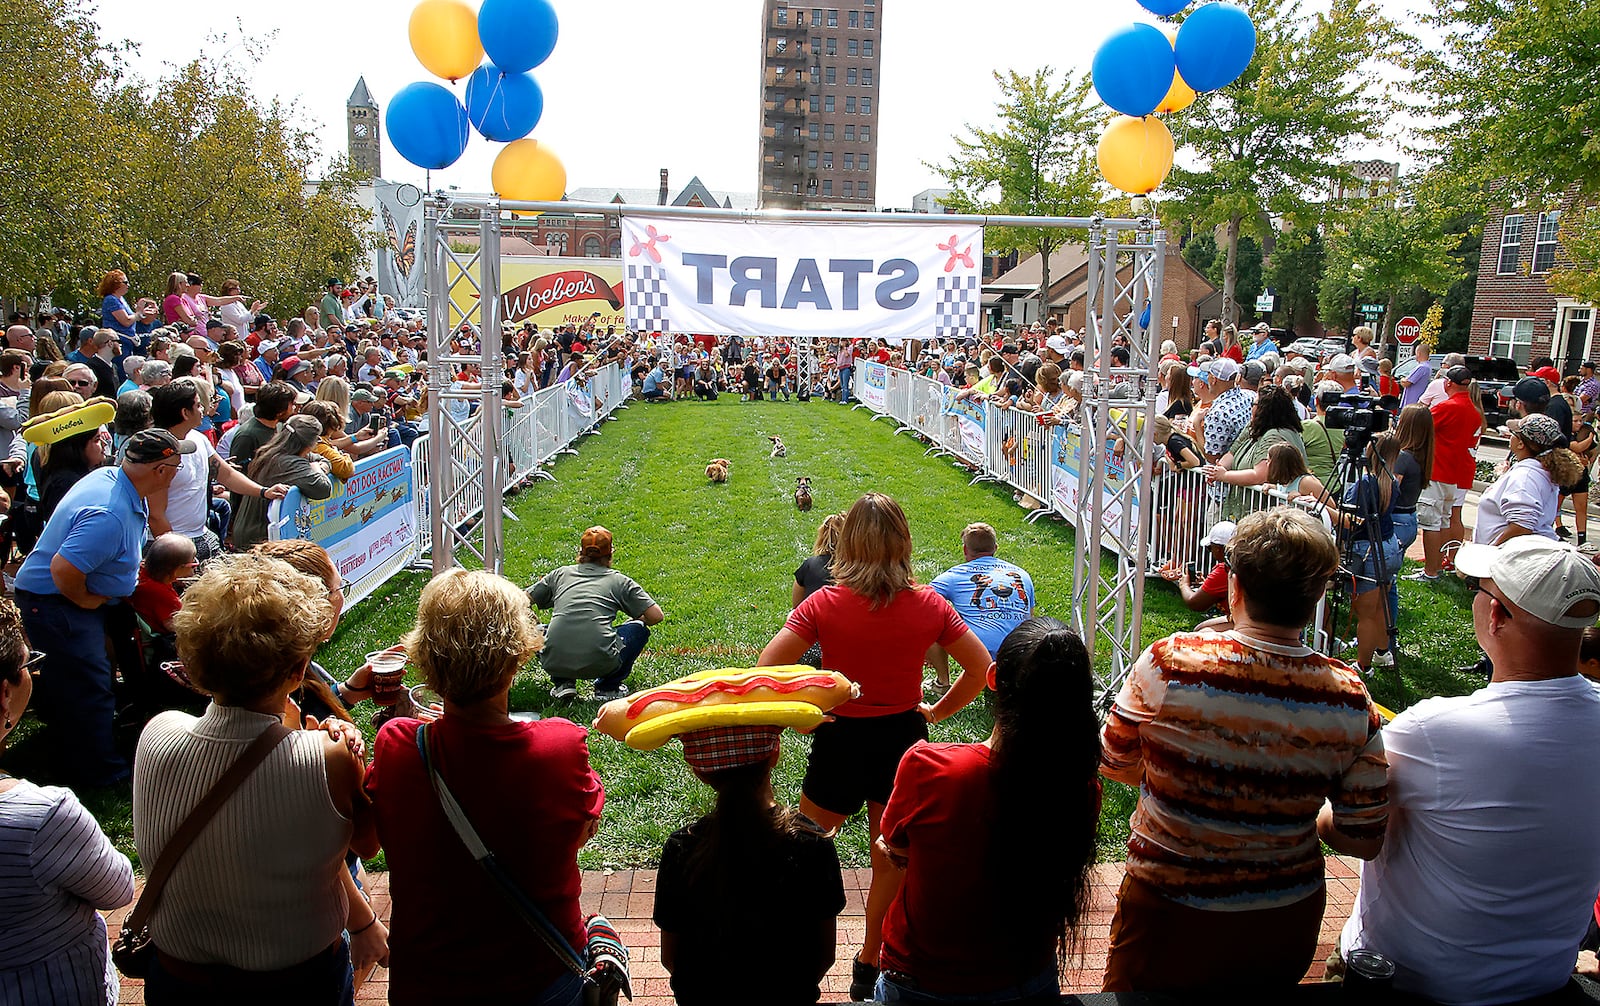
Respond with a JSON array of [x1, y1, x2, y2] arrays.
[[106, 858, 1363, 1004]]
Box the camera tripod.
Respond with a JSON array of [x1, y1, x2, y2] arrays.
[[1315, 436, 1399, 669]]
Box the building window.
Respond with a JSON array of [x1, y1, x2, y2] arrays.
[[1490, 318, 1535, 365], [825, 95, 834, 112], [774, 148, 784, 164], [847, 67, 857, 85], [826, 37, 837, 54], [825, 65, 836, 84], [827, 9, 837, 26], [793, 125, 802, 139], [847, 38, 859, 56], [609, 237, 621, 257], [823, 151, 833, 169], [546, 232, 566, 252], [808, 122, 819, 139], [809, 95, 820, 112], [1534, 211, 1561, 273], [1498, 213, 1524, 275], [812, 9, 821, 25], [843, 124, 855, 140], [822, 179, 833, 195], [811, 35, 821, 50], [793, 153, 801, 168], [859, 153, 870, 170], [864, 10, 875, 27], [860, 97, 871, 114], [844, 153, 854, 170], [863, 40, 874, 56], [845, 96, 856, 113], [807, 150, 818, 169], [823, 123, 834, 140], [860, 125, 870, 141], [843, 180, 854, 197], [583, 236, 602, 257], [776, 9, 787, 24], [862, 68, 872, 85], [774, 64, 786, 76], [848, 10, 858, 26]]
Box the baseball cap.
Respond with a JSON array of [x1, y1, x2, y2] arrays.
[[383, 368, 406, 380], [1510, 376, 1551, 403], [1200, 520, 1237, 549], [285, 357, 312, 376], [580, 525, 613, 559], [1210, 358, 1240, 382], [1187, 364, 1211, 384], [1240, 360, 1266, 385], [1530, 366, 1562, 383], [1253, 322, 1271, 333], [679, 725, 783, 773], [1046, 334, 1071, 356], [1444, 365, 1473, 385], [1507, 413, 1567, 450], [1314, 380, 1345, 397], [1455, 536, 1600, 629], [205, 319, 227, 332], [257, 339, 279, 354], [1326, 353, 1356, 374], [122, 428, 198, 463], [351, 388, 380, 403]]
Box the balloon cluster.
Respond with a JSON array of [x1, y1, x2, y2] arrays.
[[1090, 0, 1257, 196], [387, 0, 568, 202]]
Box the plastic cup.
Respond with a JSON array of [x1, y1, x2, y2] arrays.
[[366, 649, 408, 696]]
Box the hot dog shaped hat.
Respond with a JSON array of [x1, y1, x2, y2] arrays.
[[593, 665, 859, 752], [22, 397, 116, 446]]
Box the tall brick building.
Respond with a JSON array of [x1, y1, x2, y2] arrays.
[[757, 0, 882, 210], [1469, 194, 1594, 371]]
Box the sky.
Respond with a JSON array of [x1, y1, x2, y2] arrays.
[[91, 0, 1422, 209]]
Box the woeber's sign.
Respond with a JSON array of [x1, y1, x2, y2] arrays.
[[448, 256, 626, 331]]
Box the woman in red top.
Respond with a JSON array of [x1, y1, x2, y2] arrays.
[[757, 492, 992, 1000], [366, 570, 604, 1006], [876, 617, 1102, 1003]]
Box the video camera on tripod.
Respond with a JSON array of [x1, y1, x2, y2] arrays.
[[1322, 392, 1392, 458]]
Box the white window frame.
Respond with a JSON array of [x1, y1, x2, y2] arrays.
[[1533, 210, 1561, 274], [1490, 317, 1535, 366], [1497, 214, 1524, 275]]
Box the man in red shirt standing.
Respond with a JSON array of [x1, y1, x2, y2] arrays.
[[1412, 365, 1481, 581]]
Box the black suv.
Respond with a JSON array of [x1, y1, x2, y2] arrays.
[[1465, 355, 1519, 432]]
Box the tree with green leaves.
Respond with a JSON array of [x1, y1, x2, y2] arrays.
[[929, 67, 1102, 309], [1263, 229, 1325, 333], [1164, 0, 1402, 325]]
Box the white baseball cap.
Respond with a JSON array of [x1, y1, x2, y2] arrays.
[[1210, 358, 1240, 382], [1455, 536, 1600, 628], [1046, 334, 1071, 356], [1326, 353, 1357, 374], [1200, 520, 1237, 549]]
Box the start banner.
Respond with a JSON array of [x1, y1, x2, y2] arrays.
[[620, 212, 982, 341], [268, 446, 417, 606]]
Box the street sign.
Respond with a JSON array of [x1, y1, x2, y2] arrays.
[[1395, 315, 1422, 345], [1256, 294, 1276, 312], [1360, 303, 1386, 313]]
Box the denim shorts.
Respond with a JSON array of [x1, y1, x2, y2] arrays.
[[1350, 537, 1402, 594]]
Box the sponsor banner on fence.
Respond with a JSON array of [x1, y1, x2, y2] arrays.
[[858, 361, 888, 412], [447, 256, 626, 332], [269, 446, 417, 600], [1050, 416, 1142, 542], [619, 212, 982, 341], [942, 387, 986, 461]]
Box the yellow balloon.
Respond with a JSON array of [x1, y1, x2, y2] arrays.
[[493, 139, 568, 202], [409, 0, 483, 82], [1157, 68, 1196, 115], [1097, 115, 1175, 195]]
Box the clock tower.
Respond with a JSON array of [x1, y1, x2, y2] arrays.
[[347, 77, 381, 178]]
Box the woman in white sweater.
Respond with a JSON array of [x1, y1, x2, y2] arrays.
[[0, 597, 135, 1005], [132, 552, 378, 1004]]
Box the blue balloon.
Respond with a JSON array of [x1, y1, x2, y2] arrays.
[[478, 0, 559, 74], [1175, 2, 1258, 92], [1138, 0, 1190, 14], [465, 66, 544, 142], [386, 82, 470, 171], [1091, 23, 1177, 118]]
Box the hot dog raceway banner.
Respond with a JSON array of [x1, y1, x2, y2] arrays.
[[268, 445, 418, 606], [620, 212, 983, 341], [447, 255, 626, 331]]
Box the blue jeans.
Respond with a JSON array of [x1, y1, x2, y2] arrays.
[[1350, 536, 1402, 596], [1386, 512, 1418, 649], [552, 620, 649, 692], [875, 966, 1058, 1003], [839, 366, 853, 403], [16, 591, 126, 786]]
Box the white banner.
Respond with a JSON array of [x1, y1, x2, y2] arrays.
[[620, 212, 982, 341], [858, 361, 888, 411]]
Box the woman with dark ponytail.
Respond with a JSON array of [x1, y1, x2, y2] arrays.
[[872, 617, 1101, 1003]]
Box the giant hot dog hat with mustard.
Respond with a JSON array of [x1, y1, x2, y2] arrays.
[[593, 666, 858, 768]]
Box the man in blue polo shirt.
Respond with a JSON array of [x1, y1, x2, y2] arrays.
[[926, 522, 1036, 693], [14, 428, 189, 785]]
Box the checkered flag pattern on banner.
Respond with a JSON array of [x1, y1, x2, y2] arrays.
[[628, 264, 671, 334], [936, 274, 979, 339]]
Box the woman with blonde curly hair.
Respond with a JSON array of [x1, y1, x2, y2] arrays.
[[756, 492, 993, 999], [132, 552, 379, 1003], [366, 569, 603, 1006]]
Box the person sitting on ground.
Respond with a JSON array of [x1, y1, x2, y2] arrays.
[[1340, 536, 1600, 1005], [367, 569, 604, 1006], [133, 552, 384, 1000], [655, 724, 845, 1006], [0, 595, 136, 1003], [231, 415, 334, 552], [875, 617, 1101, 1004], [641, 360, 670, 402], [742, 357, 762, 401], [130, 532, 197, 634], [926, 522, 1036, 696], [1101, 507, 1388, 992], [527, 526, 665, 702]]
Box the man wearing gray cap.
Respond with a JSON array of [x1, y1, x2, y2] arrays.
[[1339, 536, 1600, 1005]]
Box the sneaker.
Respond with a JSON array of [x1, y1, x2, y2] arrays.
[[1371, 649, 1395, 668], [1402, 570, 1439, 582], [1558, 526, 1573, 539], [594, 684, 630, 702], [849, 958, 880, 1002], [924, 679, 951, 698], [551, 683, 578, 702]]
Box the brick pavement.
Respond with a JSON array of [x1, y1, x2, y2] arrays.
[[105, 858, 1363, 1005]]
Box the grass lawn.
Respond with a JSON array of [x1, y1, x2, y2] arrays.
[[5, 394, 1488, 869]]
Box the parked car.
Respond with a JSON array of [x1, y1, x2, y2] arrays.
[[1465, 355, 1519, 432], [1285, 337, 1324, 359], [1318, 337, 1349, 358]]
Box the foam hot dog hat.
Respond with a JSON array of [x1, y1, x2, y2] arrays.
[[22, 396, 116, 446], [593, 665, 859, 753]]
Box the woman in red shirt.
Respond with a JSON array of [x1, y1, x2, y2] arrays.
[[875, 616, 1102, 1002], [757, 493, 993, 1000]]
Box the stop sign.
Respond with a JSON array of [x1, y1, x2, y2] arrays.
[[1395, 316, 1421, 345]]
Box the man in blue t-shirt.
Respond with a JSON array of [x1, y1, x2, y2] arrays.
[[641, 362, 669, 401], [927, 522, 1036, 693]]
